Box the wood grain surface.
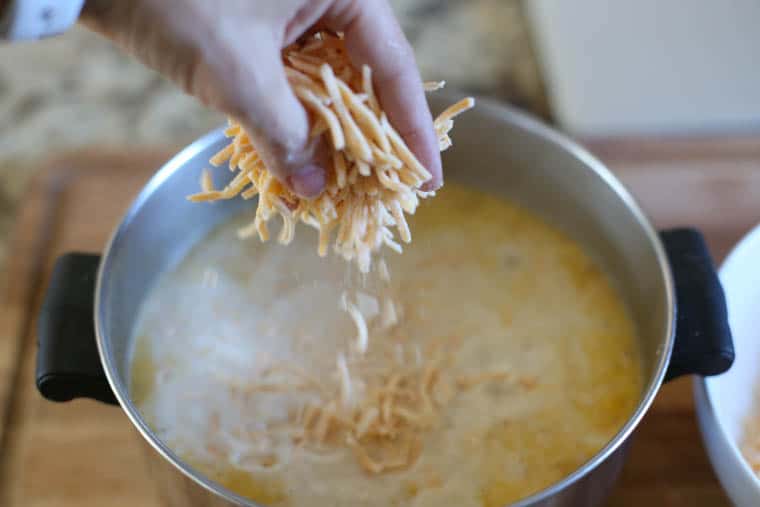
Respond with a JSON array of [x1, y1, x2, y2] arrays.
[[1, 138, 759, 506]]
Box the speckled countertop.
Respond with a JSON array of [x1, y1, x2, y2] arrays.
[[0, 0, 547, 270]]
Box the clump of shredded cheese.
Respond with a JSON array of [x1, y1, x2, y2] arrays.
[[188, 31, 474, 273], [257, 335, 525, 475]]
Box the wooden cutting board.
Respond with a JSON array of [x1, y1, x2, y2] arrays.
[[1, 137, 760, 506]]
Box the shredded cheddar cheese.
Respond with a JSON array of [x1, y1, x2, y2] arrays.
[[238, 333, 533, 475], [188, 31, 474, 273], [340, 291, 370, 354]]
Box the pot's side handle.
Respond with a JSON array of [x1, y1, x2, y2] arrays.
[[36, 253, 118, 405], [660, 228, 734, 382]]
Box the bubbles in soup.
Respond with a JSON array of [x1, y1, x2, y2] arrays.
[[130, 184, 641, 507]]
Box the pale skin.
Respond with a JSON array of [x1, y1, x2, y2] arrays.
[[80, 0, 442, 197]]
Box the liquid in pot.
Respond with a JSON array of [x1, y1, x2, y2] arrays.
[[130, 184, 642, 507]]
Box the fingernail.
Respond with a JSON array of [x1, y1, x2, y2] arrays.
[[287, 164, 326, 198], [421, 177, 443, 192]]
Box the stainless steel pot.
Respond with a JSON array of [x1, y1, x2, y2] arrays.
[[35, 94, 734, 507]]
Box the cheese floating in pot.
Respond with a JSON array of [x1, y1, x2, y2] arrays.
[[131, 186, 643, 506]]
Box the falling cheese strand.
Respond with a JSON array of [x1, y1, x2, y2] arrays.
[[188, 31, 474, 273]]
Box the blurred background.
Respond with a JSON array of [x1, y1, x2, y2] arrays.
[[0, 0, 759, 276]]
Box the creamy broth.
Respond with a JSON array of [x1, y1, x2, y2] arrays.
[[130, 184, 642, 507]]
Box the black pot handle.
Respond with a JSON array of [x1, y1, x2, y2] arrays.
[[660, 228, 734, 382], [36, 253, 118, 405]]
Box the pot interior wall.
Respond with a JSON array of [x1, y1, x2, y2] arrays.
[[97, 129, 249, 394], [96, 94, 671, 458]]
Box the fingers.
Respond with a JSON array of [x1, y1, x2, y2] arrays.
[[83, 1, 326, 198], [224, 38, 326, 198], [322, 0, 443, 189]]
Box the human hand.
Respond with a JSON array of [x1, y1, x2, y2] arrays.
[[81, 0, 441, 197]]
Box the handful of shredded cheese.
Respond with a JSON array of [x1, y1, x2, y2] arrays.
[[189, 31, 474, 273]]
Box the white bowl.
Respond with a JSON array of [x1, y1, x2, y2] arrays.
[[695, 222, 760, 506]]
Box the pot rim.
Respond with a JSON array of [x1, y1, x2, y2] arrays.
[[94, 94, 675, 506]]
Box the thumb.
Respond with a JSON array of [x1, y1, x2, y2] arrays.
[[231, 42, 326, 198]]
